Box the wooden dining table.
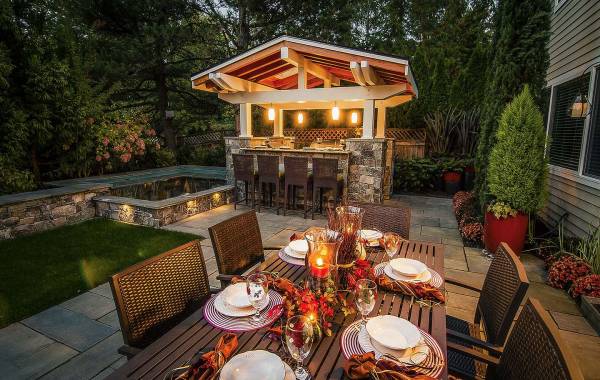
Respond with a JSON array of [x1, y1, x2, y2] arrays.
[[108, 239, 447, 380]]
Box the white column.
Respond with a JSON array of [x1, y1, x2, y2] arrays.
[[376, 107, 386, 138], [239, 103, 252, 137], [273, 108, 284, 137], [297, 66, 308, 89], [362, 100, 375, 139]]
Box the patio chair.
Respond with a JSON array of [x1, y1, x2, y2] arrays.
[[256, 154, 281, 214], [209, 210, 283, 286], [110, 240, 213, 358], [446, 242, 529, 378], [283, 156, 312, 219], [312, 158, 343, 219], [232, 153, 256, 209], [448, 298, 583, 380], [354, 203, 411, 239]]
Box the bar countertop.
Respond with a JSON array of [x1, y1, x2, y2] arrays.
[[240, 147, 350, 155]]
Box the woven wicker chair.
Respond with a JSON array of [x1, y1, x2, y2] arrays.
[[209, 210, 283, 286], [110, 240, 212, 358], [256, 155, 281, 214], [353, 203, 411, 239], [312, 158, 343, 220], [448, 298, 584, 380], [232, 154, 256, 209], [283, 156, 312, 219], [446, 242, 529, 378]]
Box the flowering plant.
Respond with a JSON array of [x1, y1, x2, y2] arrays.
[[95, 113, 160, 167], [569, 274, 600, 298], [547, 255, 591, 290], [487, 200, 518, 219], [461, 222, 483, 243]]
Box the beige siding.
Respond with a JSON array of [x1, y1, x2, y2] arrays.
[[542, 0, 600, 238]]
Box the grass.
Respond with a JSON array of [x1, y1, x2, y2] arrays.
[[0, 218, 199, 328]]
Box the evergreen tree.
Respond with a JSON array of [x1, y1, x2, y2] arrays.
[[474, 0, 551, 208]]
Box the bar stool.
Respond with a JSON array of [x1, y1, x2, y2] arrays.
[[312, 158, 343, 219], [283, 156, 311, 218], [232, 154, 256, 209], [256, 155, 281, 214]]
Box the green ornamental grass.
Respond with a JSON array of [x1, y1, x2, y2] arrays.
[[486, 85, 548, 214]]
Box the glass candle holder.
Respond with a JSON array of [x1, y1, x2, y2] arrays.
[[305, 229, 341, 290]]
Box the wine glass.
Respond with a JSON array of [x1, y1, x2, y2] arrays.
[[382, 232, 401, 262], [284, 315, 314, 380], [246, 273, 268, 321], [354, 278, 377, 330]]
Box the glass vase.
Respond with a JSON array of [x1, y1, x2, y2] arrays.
[[327, 205, 364, 289], [305, 229, 341, 291]]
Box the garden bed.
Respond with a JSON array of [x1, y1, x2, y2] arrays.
[[0, 218, 199, 327]]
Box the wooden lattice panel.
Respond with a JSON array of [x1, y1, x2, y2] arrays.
[[385, 128, 425, 142], [283, 128, 360, 141], [178, 130, 235, 146]]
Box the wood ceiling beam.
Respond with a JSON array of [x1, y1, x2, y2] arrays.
[[350, 61, 368, 86], [208, 73, 274, 92], [361, 61, 384, 85], [280, 47, 341, 86]]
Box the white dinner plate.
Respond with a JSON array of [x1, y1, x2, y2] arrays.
[[389, 258, 428, 277], [366, 315, 422, 350], [358, 325, 429, 365], [220, 350, 285, 380], [223, 283, 252, 308], [214, 293, 270, 317], [359, 230, 382, 247], [288, 239, 308, 257], [383, 264, 432, 283], [284, 246, 307, 259]]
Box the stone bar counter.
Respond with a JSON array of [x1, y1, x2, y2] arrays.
[[225, 136, 394, 203]]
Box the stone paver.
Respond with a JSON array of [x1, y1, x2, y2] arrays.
[[1, 194, 599, 379]]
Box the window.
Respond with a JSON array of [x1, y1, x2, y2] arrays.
[[584, 70, 600, 178], [548, 73, 590, 171]]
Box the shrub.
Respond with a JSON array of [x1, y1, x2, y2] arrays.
[[569, 274, 600, 298], [487, 200, 518, 219], [153, 148, 177, 167], [178, 143, 226, 167], [576, 226, 600, 274], [462, 222, 483, 243], [0, 157, 36, 195], [453, 191, 475, 220], [393, 158, 437, 192], [547, 255, 591, 290], [487, 86, 548, 213]]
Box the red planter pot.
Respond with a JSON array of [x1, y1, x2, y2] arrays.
[[484, 211, 528, 255], [442, 171, 462, 194]]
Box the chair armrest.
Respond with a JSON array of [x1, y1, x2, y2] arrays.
[[447, 341, 500, 366], [216, 274, 237, 283], [118, 344, 142, 359], [447, 329, 503, 356], [445, 275, 482, 293], [263, 245, 284, 251]]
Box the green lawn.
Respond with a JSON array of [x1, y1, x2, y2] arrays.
[[0, 218, 199, 328]]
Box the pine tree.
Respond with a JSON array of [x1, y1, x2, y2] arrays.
[[474, 0, 551, 209]]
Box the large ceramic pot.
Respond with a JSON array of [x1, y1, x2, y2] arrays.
[[484, 211, 528, 255], [442, 171, 462, 194], [463, 167, 475, 191]]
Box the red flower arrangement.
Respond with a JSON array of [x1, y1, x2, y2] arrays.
[[452, 191, 483, 245], [547, 255, 592, 290], [453, 191, 475, 220], [461, 222, 483, 243], [569, 274, 600, 298]]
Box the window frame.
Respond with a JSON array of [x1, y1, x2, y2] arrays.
[[545, 64, 600, 190]]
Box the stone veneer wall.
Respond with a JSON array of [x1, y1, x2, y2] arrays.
[[346, 138, 394, 204], [94, 186, 233, 227], [0, 187, 110, 239]]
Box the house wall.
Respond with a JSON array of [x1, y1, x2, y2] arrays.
[[540, 0, 600, 238]]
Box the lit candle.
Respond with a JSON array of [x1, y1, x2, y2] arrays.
[[310, 254, 330, 278]]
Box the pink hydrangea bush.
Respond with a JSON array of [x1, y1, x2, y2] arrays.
[[547, 255, 591, 290]]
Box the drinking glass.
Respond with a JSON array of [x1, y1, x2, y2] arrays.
[[354, 278, 377, 329], [246, 273, 268, 321], [284, 315, 314, 380], [382, 232, 402, 262]]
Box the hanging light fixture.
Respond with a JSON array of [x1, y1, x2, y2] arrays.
[[267, 104, 275, 121], [569, 64, 595, 119], [351, 111, 358, 124], [297, 112, 304, 124], [332, 103, 340, 121]]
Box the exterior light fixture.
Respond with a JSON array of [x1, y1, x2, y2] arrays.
[[297, 112, 304, 124], [332, 104, 340, 121], [569, 64, 596, 119], [267, 105, 275, 121], [351, 111, 358, 124]]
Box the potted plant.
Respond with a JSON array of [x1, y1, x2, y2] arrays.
[[484, 86, 548, 255], [462, 158, 476, 191], [440, 158, 464, 194]]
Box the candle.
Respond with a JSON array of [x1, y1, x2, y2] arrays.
[[310, 255, 330, 278]]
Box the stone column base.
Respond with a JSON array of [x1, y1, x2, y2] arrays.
[[346, 138, 393, 204]]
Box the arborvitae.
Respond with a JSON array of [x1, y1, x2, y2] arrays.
[[474, 0, 551, 210]]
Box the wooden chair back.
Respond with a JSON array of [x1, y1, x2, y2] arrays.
[[209, 210, 264, 275], [356, 203, 411, 239], [110, 241, 210, 349], [493, 298, 583, 380], [477, 242, 529, 345]]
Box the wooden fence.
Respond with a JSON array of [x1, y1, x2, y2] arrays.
[[177, 130, 235, 146]]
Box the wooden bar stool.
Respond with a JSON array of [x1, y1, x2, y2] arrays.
[[312, 158, 343, 219], [256, 155, 281, 214], [232, 154, 256, 209], [283, 156, 311, 218]]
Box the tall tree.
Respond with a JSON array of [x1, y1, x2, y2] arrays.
[[474, 0, 551, 208]]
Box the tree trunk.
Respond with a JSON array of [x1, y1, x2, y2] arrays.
[[238, 2, 250, 51], [157, 63, 176, 150]]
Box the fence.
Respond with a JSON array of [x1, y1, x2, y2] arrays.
[[177, 130, 235, 147], [386, 128, 426, 160]]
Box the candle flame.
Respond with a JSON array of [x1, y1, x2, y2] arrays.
[[316, 257, 324, 266]]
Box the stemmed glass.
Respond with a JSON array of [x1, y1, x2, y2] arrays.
[[354, 278, 377, 330], [382, 232, 402, 262], [284, 315, 314, 380], [246, 273, 268, 322]]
